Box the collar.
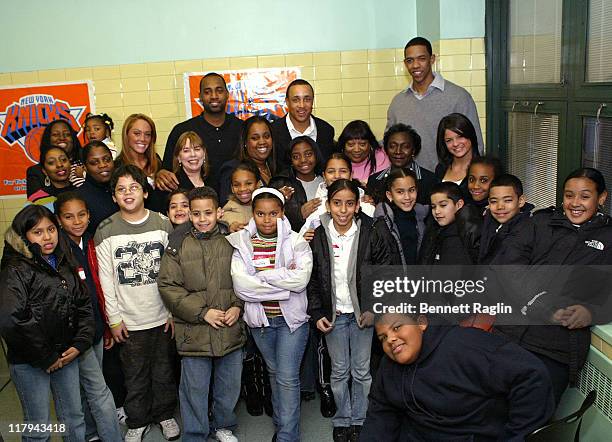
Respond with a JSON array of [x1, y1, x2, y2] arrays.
[[328, 217, 358, 239], [200, 111, 234, 129], [407, 72, 445, 97], [286, 115, 316, 138]]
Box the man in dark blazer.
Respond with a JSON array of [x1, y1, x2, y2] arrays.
[[271, 79, 336, 171]]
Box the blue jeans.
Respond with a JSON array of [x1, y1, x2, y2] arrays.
[[251, 317, 308, 442], [81, 340, 122, 441], [325, 313, 373, 427], [10, 360, 85, 441], [179, 349, 243, 442]]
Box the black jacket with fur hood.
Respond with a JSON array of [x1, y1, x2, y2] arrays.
[[0, 228, 94, 369]]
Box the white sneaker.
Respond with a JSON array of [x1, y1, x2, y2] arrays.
[[116, 407, 127, 426], [158, 418, 181, 441], [124, 425, 150, 442], [216, 428, 238, 442]]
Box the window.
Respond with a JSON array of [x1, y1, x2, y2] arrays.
[[487, 0, 612, 205]]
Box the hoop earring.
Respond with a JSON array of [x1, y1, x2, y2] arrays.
[[44, 175, 51, 187]]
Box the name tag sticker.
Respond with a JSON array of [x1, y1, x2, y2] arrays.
[[77, 267, 86, 280], [253, 258, 271, 267], [332, 244, 342, 258]]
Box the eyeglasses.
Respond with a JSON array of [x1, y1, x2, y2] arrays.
[[115, 184, 142, 195]]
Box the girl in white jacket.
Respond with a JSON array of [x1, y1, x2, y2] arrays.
[[227, 187, 313, 442]]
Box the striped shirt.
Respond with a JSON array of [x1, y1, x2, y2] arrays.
[[251, 233, 281, 318]]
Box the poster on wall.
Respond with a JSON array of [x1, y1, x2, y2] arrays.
[[184, 67, 301, 121], [0, 81, 94, 197]]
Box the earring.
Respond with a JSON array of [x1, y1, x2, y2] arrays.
[[44, 175, 50, 187]]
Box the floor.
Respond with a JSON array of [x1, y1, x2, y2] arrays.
[[0, 348, 335, 442]]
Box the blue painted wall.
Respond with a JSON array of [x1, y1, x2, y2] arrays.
[[0, 0, 418, 72]]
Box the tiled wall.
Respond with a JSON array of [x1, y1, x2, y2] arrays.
[[0, 38, 486, 255]]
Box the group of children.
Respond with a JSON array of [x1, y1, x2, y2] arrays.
[[0, 110, 610, 442]]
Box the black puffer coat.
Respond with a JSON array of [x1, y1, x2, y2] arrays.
[[0, 228, 94, 369], [495, 207, 612, 380], [418, 204, 483, 265]]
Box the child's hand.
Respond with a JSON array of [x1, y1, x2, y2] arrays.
[[46, 357, 63, 374], [164, 318, 175, 338], [316, 317, 333, 333], [303, 228, 315, 242], [155, 169, 179, 192], [230, 222, 247, 233], [301, 198, 321, 219], [361, 194, 374, 205], [358, 311, 374, 328], [204, 309, 227, 329], [224, 307, 241, 327], [111, 321, 129, 343], [280, 186, 295, 201], [103, 336, 115, 350], [555, 305, 592, 329], [60, 347, 80, 366], [74, 165, 85, 178]]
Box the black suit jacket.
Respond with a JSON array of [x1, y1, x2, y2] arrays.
[[271, 115, 336, 171]]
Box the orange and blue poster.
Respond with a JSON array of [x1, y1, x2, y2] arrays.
[[0, 81, 94, 196], [184, 68, 301, 121]]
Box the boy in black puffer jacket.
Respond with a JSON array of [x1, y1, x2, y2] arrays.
[[419, 181, 482, 265], [478, 174, 534, 264]]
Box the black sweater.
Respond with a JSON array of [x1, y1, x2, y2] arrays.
[[361, 326, 554, 442]]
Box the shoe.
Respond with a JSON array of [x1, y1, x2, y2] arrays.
[[116, 407, 127, 426], [320, 385, 336, 418], [301, 390, 316, 401], [350, 425, 362, 442], [242, 354, 264, 416], [124, 425, 150, 442], [215, 428, 238, 442], [333, 426, 351, 442], [88, 437, 101, 442], [158, 418, 181, 441]]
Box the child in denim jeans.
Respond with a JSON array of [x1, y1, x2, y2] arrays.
[[227, 187, 313, 442]]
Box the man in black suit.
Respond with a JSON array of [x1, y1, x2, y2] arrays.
[[271, 79, 336, 171]]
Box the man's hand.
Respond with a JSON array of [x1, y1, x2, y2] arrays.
[[111, 321, 129, 343], [204, 309, 227, 329], [224, 307, 241, 327], [155, 169, 179, 192]]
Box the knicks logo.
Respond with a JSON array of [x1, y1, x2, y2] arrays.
[[0, 94, 85, 163]]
